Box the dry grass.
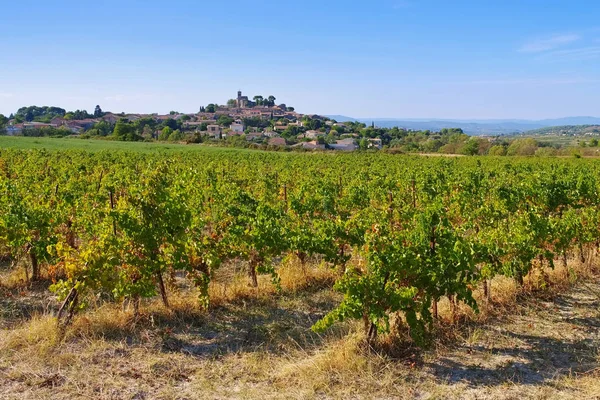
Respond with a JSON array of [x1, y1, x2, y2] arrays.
[[1, 253, 600, 399], [207, 256, 338, 307], [0, 260, 30, 289]]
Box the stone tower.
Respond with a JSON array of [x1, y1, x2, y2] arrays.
[[236, 90, 249, 108]]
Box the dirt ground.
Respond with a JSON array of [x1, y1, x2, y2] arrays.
[[0, 267, 599, 399]]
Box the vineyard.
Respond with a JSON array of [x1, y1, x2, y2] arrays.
[[1, 146, 600, 398]]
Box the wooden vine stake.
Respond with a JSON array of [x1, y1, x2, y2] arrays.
[[109, 190, 117, 236], [430, 224, 438, 320], [283, 184, 288, 213], [57, 286, 79, 332], [411, 178, 417, 209]]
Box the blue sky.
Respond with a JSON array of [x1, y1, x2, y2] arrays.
[[0, 0, 599, 119]]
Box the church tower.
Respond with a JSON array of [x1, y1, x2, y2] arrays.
[[236, 90, 249, 108]]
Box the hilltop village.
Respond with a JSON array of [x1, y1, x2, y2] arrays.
[[1, 91, 383, 151]]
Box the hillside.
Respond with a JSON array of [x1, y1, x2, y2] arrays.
[[327, 116, 600, 136], [524, 125, 600, 136]]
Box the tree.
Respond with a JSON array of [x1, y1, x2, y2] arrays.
[[267, 96, 276, 107], [162, 118, 181, 131], [205, 104, 216, 113], [15, 106, 66, 123], [90, 120, 113, 136], [142, 125, 154, 139], [488, 145, 507, 156], [303, 118, 322, 130], [287, 107, 295, 112], [331, 125, 345, 134], [168, 129, 184, 142], [461, 138, 480, 156], [507, 138, 538, 156], [253, 96, 264, 106], [159, 127, 173, 141], [281, 125, 302, 138], [359, 138, 369, 150], [217, 115, 234, 127], [227, 99, 238, 108], [112, 119, 141, 141], [0, 114, 8, 129], [94, 105, 104, 118], [134, 117, 158, 134], [65, 110, 92, 120]]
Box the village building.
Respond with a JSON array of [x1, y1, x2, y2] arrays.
[[23, 122, 58, 129], [368, 138, 383, 149], [5, 124, 23, 135], [330, 138, 358, 151], [66, 119, 97, 132], [263, 130, 279, 138], [293, 141, 325, 150], [245, 131, 263, 141], [230, 121, 245, 134], [236, 91, 257, 108], [301, 130, 325, 139], [268, 137, 286, 146], [102, 113, 120, 124], [207, 124, 222, 138]]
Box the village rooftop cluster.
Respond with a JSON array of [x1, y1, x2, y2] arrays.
[[2, 91, 383, 151]]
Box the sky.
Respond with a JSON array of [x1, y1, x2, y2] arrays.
[[0, 0, 599, 119]]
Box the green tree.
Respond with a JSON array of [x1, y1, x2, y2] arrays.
[[15, 106, 66, 123], [461, 138, 480, 156], [169, 129, 184, 141], [281, 125, 302, 138], [90, 120, 113, 136], [205, 104, 216, 113], [217, 115, 234, 127], [94, 105, 104, 118], [253, 96, 263, 106], [159, 127, 173, 141], [112, 119, 140, 141], [227, 99, 238, 108], [161, 118, 181, 131], [535, 147, 557, 157], [65, 110, 93, 120], [0, 114, 8, 132], [359, 138, 369, 150], [507, 138, 538, 156], [488, 145, 507, 156]]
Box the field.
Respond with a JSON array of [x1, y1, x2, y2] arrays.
[[1, 137, 600, 399], [0, 136, 253, 154]]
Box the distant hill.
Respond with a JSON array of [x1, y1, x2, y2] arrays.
[[325, 116, 600, 136], [524, 125, 600, 136]]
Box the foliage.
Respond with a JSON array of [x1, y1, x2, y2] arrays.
[[15, 106, 66, 123], [112, 119, 142, 141], [2, 146, 599, 346]]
